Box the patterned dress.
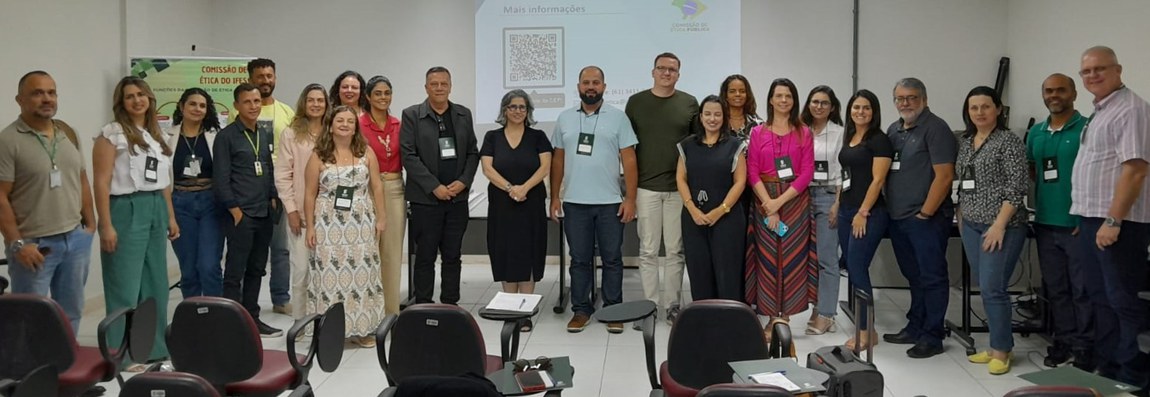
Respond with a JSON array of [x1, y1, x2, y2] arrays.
[[309, 157, 385, 337], [744, 180, 818, 318]]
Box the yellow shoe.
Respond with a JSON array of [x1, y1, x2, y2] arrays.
[[988, 355, 1012, 375], [968, 351, 992, 364]]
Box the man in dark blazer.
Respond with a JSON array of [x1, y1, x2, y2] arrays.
[[399, 66, 479, 305]]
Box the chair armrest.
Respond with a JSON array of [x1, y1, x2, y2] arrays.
[[376, 314, 399, 386], [97, 306, 133, 368], [0, 378, 16, 394], [499, 320, 518, 362], [377, 386, 397, 397], [286, 384, 312, 397], [286, 313, 322, 387], [643, 315, 660, 390]]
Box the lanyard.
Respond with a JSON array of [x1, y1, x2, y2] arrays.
[[182, 133, 201, 156], [32, 131, 61, 168], [244, 129, 260, 158], [814, 124, 831, 162], [579, 111, 600, 135]]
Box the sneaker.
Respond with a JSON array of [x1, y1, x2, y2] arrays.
[[81, 386, 107, 397], [1044, 346, 1072, 367], [272, 303, 292, 315], [883, 329, 917, 345], [567, 313, 590, 333], [256, 320, 283, 338], [607, 322, 624, 334], [666, 306, 681, 326], [906, 342, 944, 359]]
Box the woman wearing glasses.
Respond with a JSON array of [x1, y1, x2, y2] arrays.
[[799, 85, 845, 335], [957, 86, 1028, 375], [480, 89, 553, 332], [744, 78, 816, 341], [360, 75, 405, 316]]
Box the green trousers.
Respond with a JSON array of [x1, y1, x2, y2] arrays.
[[101, 190, 170, 361]]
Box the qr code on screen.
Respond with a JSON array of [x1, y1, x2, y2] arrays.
[[503, 27, 564, 89]]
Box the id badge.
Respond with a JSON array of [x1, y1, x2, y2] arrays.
[[775, 156, 794, 180], [49, 167, 62, 189], [144, 156, 159, 183], [577, 133, 595, 156], [438, 137, 457, 159], [185, 156, 202, 177], [814, 161, 829, 181], [1042, 157, 1059, 183], [334, 186, 354, 211], [891, 151, 902, 172], [841, 168, 852, 191], [254, 161, 264, 176], [960, 165, 976, 191]]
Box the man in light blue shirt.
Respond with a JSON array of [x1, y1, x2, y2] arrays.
[[549, 65, 638, 334]]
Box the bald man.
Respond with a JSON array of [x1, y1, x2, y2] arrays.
[[1069, 46, 1150, 394]]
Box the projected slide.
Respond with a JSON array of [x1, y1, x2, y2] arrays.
[[475, 0, 741, 124]]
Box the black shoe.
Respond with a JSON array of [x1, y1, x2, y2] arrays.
[[906, 343, 944, 358], [81, 386, 106, 397], [256, 320, 283, 338], [1071, 349, 1096, 372], [1044, 346, 1072, 367], [883, 330, 917, 345]]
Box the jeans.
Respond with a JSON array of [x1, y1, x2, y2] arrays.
[[888, 208, 952, 347], [564, 202, 625, 315], [1078, 217, 1150, 389], [636, 188, 684, 311], [268, 216, 290, 306], [411, 201, 468, 304], [171, 190, 225, 298], [837, 205, 890, 330], [811, 188, 841, 317], [1034, 224, 1094, 352], [960, 220, 1026, 353], [8, 226, 93, 333]]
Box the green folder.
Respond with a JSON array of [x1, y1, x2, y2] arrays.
[[1018, 366, 1140, 396]]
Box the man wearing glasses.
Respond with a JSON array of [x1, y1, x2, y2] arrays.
[[1070, 46, 1150, 394], [881, 77, 957, 359], [400, 66, 479, 305], [625, 52, 699, 326]]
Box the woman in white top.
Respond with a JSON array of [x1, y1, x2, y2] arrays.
[[275, 83, 328, 319], [799, 85, 845, 335], [93, 76, 177, 366]]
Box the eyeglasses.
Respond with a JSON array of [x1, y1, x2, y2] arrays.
[[894, 95, 921, 104], [811, 100, 832, 108], [654, 66, 679, 75], [505, 104, 527, 112], [434, 115, 445, 132], [513, 356, 553, 373], [1079, 64, 1117, 77]]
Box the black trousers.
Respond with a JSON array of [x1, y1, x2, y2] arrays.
[[223, 214, 273, 319], [1034, 224, 1094, 352], [681, 207, 746, 301], [411, 201, 469, 304]]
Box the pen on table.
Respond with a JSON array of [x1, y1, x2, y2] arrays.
[[519, 298, 526, 309]]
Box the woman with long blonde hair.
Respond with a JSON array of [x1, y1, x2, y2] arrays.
[[93, 76, 178, 368]]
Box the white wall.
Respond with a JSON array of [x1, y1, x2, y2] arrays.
[[125, 0, 214, 58], [1006, 0, 1150, 131]]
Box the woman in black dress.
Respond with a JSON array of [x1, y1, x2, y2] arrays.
[[480, 89, 553, 331]]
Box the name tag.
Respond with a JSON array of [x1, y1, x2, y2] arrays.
[[841, 168, 852, 191], [50, 167, 61, 189], [184, 156, 202, 177], [254, 161, 264, 176], [145, 156, 159, 183], [334, 186, 354, 211], [960, 165, 976, 191], [438, 137, 457, 159], [891, 151, 901, 172], [1042, 157, 1059, 183], [775, 156, 794, 181], [814, 161, 829, 181], [577, 133, 595, 156]]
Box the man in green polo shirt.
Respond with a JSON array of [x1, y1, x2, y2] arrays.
[[1026, 73, 1094, 370]]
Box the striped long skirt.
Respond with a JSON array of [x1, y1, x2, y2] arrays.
[[744, 179, 818, 317]]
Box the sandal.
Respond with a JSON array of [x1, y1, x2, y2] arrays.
[[349, 336, 376, 349], [519, 319, 534, 333], [806, 315, 837, 335], [762, 317, 789, 344], [124, 363, 148, 373]]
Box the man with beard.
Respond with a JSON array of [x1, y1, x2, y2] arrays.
[[550, 66, 638, 334], [1026, 73, 1094, 369], [232, 58, 295, 315], [1070, 46, 1150, 395], [881, 77, 957, 359]]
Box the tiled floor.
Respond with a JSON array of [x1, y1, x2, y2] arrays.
[[73, 259, 1111, 397]]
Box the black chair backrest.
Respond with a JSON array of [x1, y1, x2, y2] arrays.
[[0, 364, 59, 397], [387, 304, 489, 383], [697, 383, 792, 397], [666, 300, 771, 390], [394, 374, 502, 397], [0, 295, 76, 379], [1003, 385, 1100, 397], [316, 302, 346, 373], [167, 297, 263, 387], [120, 372, 222, 397], [128, 298, 158, 364]]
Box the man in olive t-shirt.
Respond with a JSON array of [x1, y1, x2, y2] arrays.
[[625, 52, 698, 324]]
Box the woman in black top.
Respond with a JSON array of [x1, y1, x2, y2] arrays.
[[168, 87, 224, 299], [480, 89, 553, 331], [676, 95, 748, 301], [836, 89, 893, 350]]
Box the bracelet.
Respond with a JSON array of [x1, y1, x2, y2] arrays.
[[504, 182, 513, 191], [720, 202, 730, 213]]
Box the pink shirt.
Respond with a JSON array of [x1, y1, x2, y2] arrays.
[[746, 124, 815, 193], [275, 128, 316, 215]]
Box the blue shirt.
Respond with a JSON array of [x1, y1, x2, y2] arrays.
[[552, 103, 638, 205]]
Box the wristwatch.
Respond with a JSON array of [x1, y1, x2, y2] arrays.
[[505, 182, 513, 191], [7, 239, 25, 254], [1104, 216, 1122, 227]]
